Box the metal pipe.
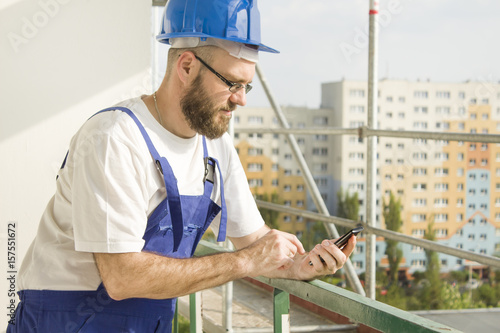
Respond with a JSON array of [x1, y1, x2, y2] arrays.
[[255, 200, 500, 269], [365, 0, 379, 300], [256, 64, 366, 296], [235, 127, 500, 144]]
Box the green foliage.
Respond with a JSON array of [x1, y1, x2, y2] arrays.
[[303, 221, 328, 251], [173, 314, 190, 333], [257, 192, 281, 229], [419, 221, 444, 310], [382, 192, 403, 284], [336, 189, 359, 220]]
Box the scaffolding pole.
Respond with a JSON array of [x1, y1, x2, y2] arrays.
[[366, 0, 379, 300], [256, 64, 366, 296]]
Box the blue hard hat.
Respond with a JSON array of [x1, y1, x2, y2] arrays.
[[157, 0, 279, 54]]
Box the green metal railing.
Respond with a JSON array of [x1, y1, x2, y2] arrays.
[[175, 240, 462, 333]]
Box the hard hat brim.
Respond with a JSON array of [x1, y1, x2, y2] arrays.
[[157, 33, 279, 54]]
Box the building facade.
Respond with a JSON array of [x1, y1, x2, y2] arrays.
[[235, 79, 500, 275]]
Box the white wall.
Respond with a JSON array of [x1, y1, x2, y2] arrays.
[[0, 0, 152, 329]]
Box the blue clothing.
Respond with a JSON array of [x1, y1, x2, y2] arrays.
[[7, 107, 227, 332]]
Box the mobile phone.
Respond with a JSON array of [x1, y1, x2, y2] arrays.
[[309, 226, 363, 265], [334, 226, 364, 250]]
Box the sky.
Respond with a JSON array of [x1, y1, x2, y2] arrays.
[[245, 0, 500, 108]]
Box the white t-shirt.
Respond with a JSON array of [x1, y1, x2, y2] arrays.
[[18, 97, 264, 291]]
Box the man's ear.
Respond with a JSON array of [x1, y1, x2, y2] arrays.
[[176, 51, 198, 85]]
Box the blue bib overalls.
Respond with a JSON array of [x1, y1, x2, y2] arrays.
[[7, 107, 227, 332]]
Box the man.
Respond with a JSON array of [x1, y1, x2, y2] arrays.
[[8, 0, 356, 332]]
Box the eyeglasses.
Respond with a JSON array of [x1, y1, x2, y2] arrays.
[[195, 55, 253, 94]]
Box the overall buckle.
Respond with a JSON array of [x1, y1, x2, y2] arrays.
[[203, 157, 215, 184]]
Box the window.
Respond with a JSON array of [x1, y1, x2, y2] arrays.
[[434, 168, 449, 176], [412, 229, 426, 237], [435, 183, 449, 191], [297, 185, 304, 192], [284, 153, 292, 160], [315, 134, 327, 141], [411, 259, 426, 268], [314, 163, 328, 172], [248, 148, 263, 156], [457, 168, 464, 176], [456, 213, 463, 222], [411, 245, 424, 253], [247, 163, 263, 172], [434, 198, 448, 207], [435, 214, 448, 222], [412, 152, 427, 160], [313, 148, 328, 156], [313, 117, 328, 125], [350, 89, 365, 97], [435, 152, 449, 161], [457, 183, 464, 191], [414, 91, 428, 98], [412, 214, 427, 222], [398, 112, 405, 119], [283, 185, 291, 192], [435, 229, 448, 238], [349, 152, 364, 160], [457, 153, 464, 161], [436, 91, 450, 99], [296, 200, 304, 207], [284, 169, 292, 176], [283, 215, 291, 223], [413, 198, 427, 207], [248, 116, 263, 124], [413, 121, 428, 129], [413, 183, 427, 191], [248, 179, 263, 187], [349, 105, 365, 113], [413, 168, 427, 175], [349, 121, 365, 128]]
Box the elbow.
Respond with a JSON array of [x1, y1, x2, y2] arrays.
[[102, 279, 129, 301]]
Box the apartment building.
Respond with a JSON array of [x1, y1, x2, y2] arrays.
[[322, 79, 500, 274], [235, 79, 500, 275]]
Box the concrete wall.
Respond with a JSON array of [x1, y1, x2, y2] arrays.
[[0, 0, 152, 328]]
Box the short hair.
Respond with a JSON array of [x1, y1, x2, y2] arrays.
[[165, 45, 218, 79]]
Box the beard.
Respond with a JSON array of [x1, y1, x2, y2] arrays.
[[180, 74, 237, 140]]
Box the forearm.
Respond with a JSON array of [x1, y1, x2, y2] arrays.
[[95, 250, 249, 300]]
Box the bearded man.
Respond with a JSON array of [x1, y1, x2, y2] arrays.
[[8, 1, 356, 332]]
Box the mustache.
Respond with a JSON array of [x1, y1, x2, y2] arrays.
[[218, 102, 237, 112]]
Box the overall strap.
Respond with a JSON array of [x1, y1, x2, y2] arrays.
[[201, 137, 227, 243], [91, 107, 184, 252]]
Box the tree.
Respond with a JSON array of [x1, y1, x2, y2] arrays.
[[337, 189, 360, 220], [336, 189, 360, 235], [257, 192, 281, 229], [383, 192, 403, 284], [419, 220, 444, 309]]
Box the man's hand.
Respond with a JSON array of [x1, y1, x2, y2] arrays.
[[274, 234, 357, 281], [238, 229, 305, 278]]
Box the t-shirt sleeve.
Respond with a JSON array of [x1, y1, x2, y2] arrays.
[[70, 118, 149, 253], [210, 135, 265, 238]]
